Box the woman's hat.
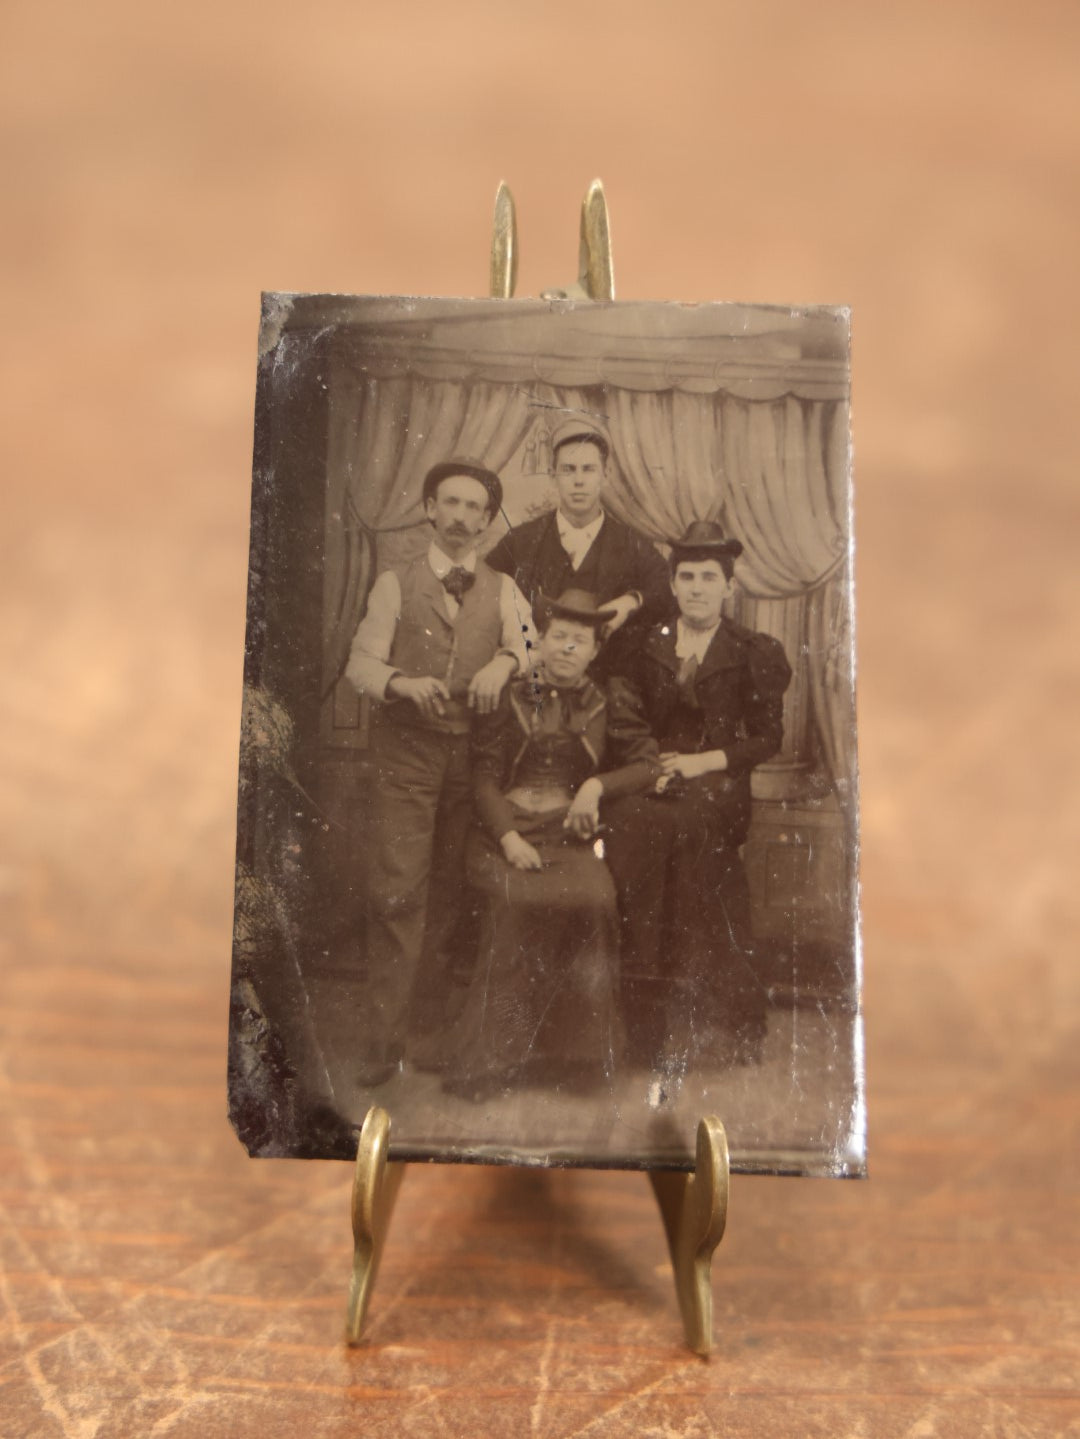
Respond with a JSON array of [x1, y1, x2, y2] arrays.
[[422, 458, 504, 513], [669, 519, 744, 561], [535, 587, 618, 629]]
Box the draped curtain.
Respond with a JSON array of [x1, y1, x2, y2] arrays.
[[806, 571, 857, 807], [529, 385, 855, 797], [545, 384, 849, 597], [322, 365, 853, 802], [323, 376, 535, 691]]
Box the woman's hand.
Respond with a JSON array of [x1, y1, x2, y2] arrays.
[[564, 777, 603, 839], [500, 830, 543, 871], [659, 750, 727, 780]]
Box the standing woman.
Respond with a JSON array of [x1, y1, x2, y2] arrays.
[[605, 522, 793, 1077], [455, 589, 659, 1098]]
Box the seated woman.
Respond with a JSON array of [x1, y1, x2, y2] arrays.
[[454, 588, 659, 1098], [604, 521, 792, 1077]]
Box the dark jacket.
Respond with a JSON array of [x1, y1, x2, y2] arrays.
[[471, 673, 660, 840], [485, 509, 673, 670], [623, 618, 793, 845]]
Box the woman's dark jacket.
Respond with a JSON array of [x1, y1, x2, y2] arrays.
[[471, 673, 660, 840], [619, 618, 793, 846]]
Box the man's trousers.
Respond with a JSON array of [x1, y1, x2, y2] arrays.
[[361, 713, 473, 1069]]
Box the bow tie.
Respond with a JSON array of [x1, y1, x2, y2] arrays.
[[441, 566, 475, 602], [527, 676, 596, 731]]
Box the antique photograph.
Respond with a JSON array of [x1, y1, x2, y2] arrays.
[[230, 293, 864, 1176]]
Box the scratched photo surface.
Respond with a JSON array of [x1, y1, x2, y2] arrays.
[[230, 293, 864, 1176]]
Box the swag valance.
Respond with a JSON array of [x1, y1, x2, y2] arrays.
[[340, 344, 847, 401], [312, 294, 850, 402]]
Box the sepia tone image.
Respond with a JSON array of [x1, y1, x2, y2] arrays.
[[230, 293, 863, 1176]]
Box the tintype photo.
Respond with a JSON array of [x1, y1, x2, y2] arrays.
[[230, 294, 864, 1176]]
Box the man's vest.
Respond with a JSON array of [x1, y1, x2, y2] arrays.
[[387, 557, 504, 734]]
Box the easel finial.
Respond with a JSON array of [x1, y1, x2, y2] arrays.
[[578, 178, 614, 302], [490, 180, 518, 299]]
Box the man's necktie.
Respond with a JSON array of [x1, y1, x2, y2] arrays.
[[675, 654, 701, 706], [441, 567, 475, 603]]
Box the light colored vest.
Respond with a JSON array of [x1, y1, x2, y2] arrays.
[[388, 558, 503, 733]]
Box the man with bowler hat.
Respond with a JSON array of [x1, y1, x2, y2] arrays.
[[604, 520, 792, 1079], [485, 416, 671, 676], [346, 457, 536, 1085]]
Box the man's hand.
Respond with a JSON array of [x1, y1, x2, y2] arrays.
[[468, 653, 516, 714], [601, 593, 640, 639], [387, 674, 450, 720], [500, 831, 543, 871], [564, 777, 603, 839], [659, 750, 726, 780]]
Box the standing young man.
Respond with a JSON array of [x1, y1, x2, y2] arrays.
[[485, 416, 670, 675], [345, 458, 535, 1085], [604, 520, 793, 1076]]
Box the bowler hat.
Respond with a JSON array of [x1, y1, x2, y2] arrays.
[[550, 416, 611, 461], [535, 587, 618, 630], [670, 519, 744, 561], [422, 458, 504, 513]]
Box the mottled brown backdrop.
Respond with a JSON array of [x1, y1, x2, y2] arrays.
[[1, 2, 1078, 1435]]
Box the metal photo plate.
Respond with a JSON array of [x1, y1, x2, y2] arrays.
[[230, 293, 864, 1177]]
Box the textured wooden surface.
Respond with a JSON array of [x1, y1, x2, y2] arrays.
[[2, 3, 1078, 1435]]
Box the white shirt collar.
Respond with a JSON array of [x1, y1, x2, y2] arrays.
[[556, 509, 604, 565], [675, 617, 721, 662], [428, 542, 477, 579]]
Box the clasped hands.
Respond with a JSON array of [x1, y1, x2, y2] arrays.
[[655, 749, 728, 791], [501, 778, 604, 872]]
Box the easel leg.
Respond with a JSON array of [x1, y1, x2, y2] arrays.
[[344, 1106, 404, 1345], [649, 1116, 729, 1356]]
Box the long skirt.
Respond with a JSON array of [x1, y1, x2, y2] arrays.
[[461, 808, 620, 1089], [605, 782, 766, 1072]]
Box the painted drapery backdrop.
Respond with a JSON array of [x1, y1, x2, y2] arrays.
[[318, 297, 853, 805]]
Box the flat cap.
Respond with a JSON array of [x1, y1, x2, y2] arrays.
[[550, 416, 611, 461]]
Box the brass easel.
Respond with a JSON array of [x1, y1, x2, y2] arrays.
[[345, 181, 731, 1357]]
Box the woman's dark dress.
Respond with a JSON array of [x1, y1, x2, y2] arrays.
[[605, 618, 792, 1071], [460, 672, 658, 1091]]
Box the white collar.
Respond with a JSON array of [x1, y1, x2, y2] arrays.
[[556, 508, 604, 549], [675, 617, 721, 662], [428, 542, 477, 579]]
